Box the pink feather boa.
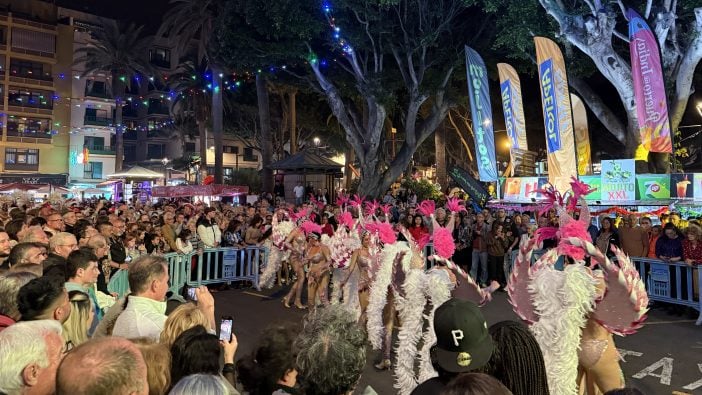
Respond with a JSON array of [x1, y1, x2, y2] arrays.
[[446, 197, 466, 213]]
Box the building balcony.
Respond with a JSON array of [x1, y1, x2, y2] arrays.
[[8, 75, 54, 88], [84, 115, 112, 127], [4, 163, 39, 171], [86, 145, 115, 155], [84, 87, 112, 99]]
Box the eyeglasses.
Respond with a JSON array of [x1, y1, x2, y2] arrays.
[[49, 218, 64, 222]]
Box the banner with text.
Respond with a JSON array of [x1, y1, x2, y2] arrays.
[[636, 174, 671, 199], [628, 8, 672, 153], [465, 46, 498, 182], [601, 159, 636, 201], [534, 37, 577, 193], [448, 165, 491, 206], [571, 94, 592, 175], [497, 63, 529, 174]]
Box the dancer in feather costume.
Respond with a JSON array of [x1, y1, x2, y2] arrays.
[[508, 178, 648, 395]]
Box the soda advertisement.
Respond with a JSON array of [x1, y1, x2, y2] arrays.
[[601, 159, 636, 201], [670, 173, 694, 199], [636, 175, 670, 200], [503, 177, 549, 202], [579, 175, 601, 201]]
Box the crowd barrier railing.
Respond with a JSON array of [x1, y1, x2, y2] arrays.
[[163, 246, 268, 294]]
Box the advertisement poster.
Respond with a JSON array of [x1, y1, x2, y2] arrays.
[[503, 178, 522, 201], [695, 174, 702, 200], [579, 175, 601, 201], [636, 175, 671, 200], [670, 173, 694, 199], [601, 160, 636, 201], [503, 177, 549, 202], [465, 46, 498, 181]]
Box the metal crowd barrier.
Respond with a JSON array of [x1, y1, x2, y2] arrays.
[[163, 246, 268, 294]]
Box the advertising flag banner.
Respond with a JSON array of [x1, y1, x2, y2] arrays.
[[570, 94, 592, 175], [448, 165, 491, 206], [628, 8, 672, 153], [497, 63, 529, 157], [635, 174, 671, 199], [465, 46, 498, 182], [694, 174, 702, 200], [601, 159, 636, 201], [534, 37, 578, 193]]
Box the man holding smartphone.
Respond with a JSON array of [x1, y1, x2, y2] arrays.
[[113, 256, 216, 341]]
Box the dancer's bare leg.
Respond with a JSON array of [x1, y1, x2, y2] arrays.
[[375, 290, 395, 370], [317, 271, 330, 306], [358, 289, 369, 326], [284, 260, 305, 308]]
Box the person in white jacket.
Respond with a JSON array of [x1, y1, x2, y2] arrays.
[[197, 208, 221, 248], [175, 229, 194, 254]]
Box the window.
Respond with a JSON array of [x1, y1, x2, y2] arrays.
[[84, 136, 105, 149], [223, 145, 239, 154], [5, 148, 39, 164], [6, 117, 50, 136], [11, 28, 55, 55], [0, 56, 5, 73], [185, 142, 196, 152], [149, 48, 171, 68], [147, 144, 165, 158], [84, 162, 103, 179], [9, 59, 51, 80], [8, 86, 53, 109], [243, 147, 258, 162], [85, 80, 109, 97], [124, 145, 136, 162]]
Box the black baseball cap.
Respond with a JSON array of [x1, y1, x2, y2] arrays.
[[432, 298, 493, 373]]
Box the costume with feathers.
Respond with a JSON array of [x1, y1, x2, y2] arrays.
[[508, 178, 648, 395]]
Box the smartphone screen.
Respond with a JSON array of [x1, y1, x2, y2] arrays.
[[219, 317, 233, 342], [187, 287, 197, 301]]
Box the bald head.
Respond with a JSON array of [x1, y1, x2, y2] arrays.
[[57, 337, 148, 395]]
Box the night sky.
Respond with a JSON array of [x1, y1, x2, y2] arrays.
[[57, 0, 171, 30]]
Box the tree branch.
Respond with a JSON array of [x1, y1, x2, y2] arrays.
[[569, 76, 626, 144], [669, 7, 702, 131]]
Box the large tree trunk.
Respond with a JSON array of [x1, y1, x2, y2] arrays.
[[257, 74, 274, 193], [435, 122, 447, 189], [212, 68, 224, 184], [197, 119, 208, 183], [112, 71, 124, 172], [289, 90, 297, 155]]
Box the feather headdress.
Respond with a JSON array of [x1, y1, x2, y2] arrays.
[[300, 220, 322, 236]]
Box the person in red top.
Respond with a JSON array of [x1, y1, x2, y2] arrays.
[[320, 213, 334, 238], [408, 214, 428, 242]]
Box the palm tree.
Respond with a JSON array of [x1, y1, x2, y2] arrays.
[[74, 20, 155, 171], [158, 0, 226, 184], [168, 60, 212, 179]]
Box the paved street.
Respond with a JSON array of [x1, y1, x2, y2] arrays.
[[215, 286, 702, 395]]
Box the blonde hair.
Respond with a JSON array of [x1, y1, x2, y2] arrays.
[[131, 338, 172, 395], [159, 303, 209, 347], [62, 290, 92, 346], [687, 223, 701, 239]]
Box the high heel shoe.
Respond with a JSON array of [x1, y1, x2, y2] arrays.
[[374, 359, 391, 370], [295, 303, 307, 310], [282, 298, 291, 309]]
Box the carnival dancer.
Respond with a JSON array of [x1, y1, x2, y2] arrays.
[[342, 229, 373, 325], [508, 178, 648, 395], [303, 225, 331, 310], [282, 220, 307, 309]]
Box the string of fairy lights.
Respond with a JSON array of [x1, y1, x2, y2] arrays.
[[4, 2, 353, 139]]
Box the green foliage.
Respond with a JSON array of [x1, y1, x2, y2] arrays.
[[228, 169, 262, 193], [401, 178, 443, 202]]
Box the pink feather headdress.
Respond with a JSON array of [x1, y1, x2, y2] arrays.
[[338, 211, 354, 229], [349, 194, 365, 209], [364, 200, 380, 217], [433, 226, 455, 259], [336, 193, 349, 209], [380, 204, 392, 217], [366, 222, 396, 245], [446, 197, 466, 214], [418, 200, 436, 217], [300, 220, 322, 236]]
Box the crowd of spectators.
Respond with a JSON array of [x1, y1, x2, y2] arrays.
[[0, 189, 694, 394]]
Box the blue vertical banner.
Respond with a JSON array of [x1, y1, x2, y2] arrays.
[[465, 46, 498, 182]]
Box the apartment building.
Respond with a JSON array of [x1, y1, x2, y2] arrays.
[[60, 7, 117, 189], [0, 0, 72, 185]]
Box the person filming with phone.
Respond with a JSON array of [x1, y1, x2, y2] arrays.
[[112, 255, 215, 341]]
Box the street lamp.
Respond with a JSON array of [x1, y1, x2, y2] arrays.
[[162, 157, 169, 186], [313, 137, 321, 154], [697, 101, 702, 117]]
